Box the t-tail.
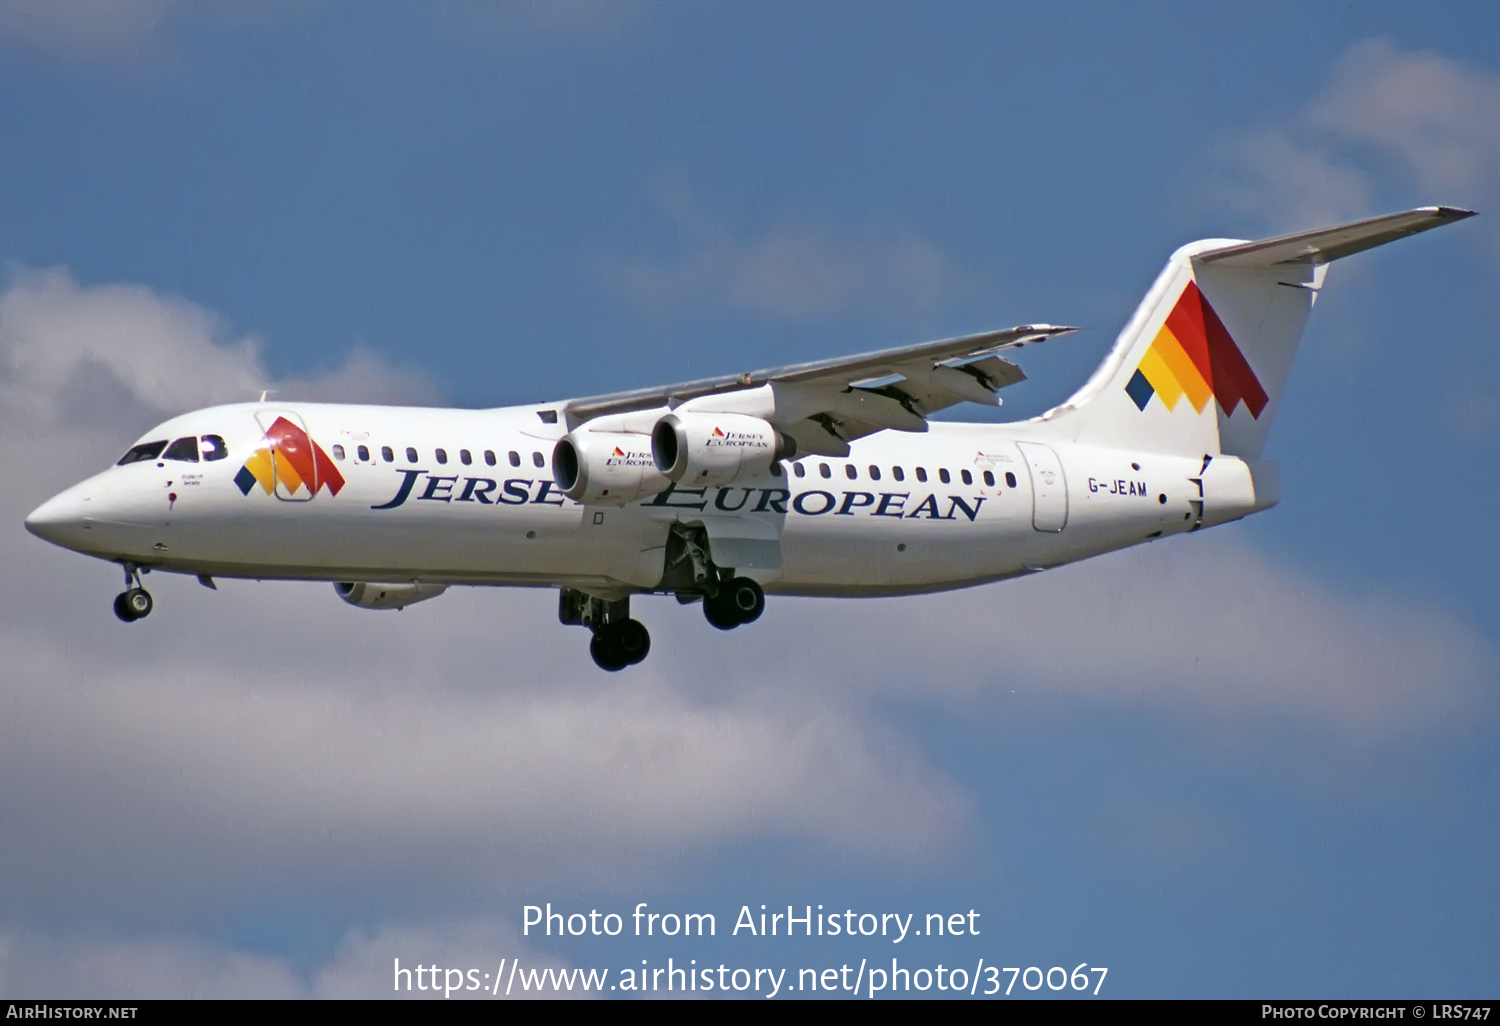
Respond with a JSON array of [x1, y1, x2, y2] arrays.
[[1044, 206, 1475, 462]]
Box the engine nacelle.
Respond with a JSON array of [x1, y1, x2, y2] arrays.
[[652, 412, 788, 487], [335, 581, 448, 610], [552, 428, 670, 506]]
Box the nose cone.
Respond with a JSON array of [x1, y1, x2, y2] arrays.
[[25, 486, 93, 548]]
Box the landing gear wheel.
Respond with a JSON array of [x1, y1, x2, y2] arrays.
[[724, 577, 765, 624], [703, 593, 739, 631], [614, 619, 651, 665], [113, 588, 153, 622], [590, 619, 651, 670], [589, 632, 627, 672], [705, 577, 764, 630]]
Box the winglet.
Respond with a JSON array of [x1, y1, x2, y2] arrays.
[[1195, 206, 1477, 267]]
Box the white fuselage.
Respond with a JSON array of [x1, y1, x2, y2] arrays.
[[25, 401, 1268, 598]]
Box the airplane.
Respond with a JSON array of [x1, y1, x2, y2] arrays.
[[24, 206, 1474, 670]]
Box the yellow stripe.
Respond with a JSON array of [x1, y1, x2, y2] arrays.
[[1138, 340, 1185, 410], [1151, 326, 1213, 413], [272, 449, 305, 493], [243, 448, 276, 494]]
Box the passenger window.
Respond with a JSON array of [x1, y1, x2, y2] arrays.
[[845, 464, 858, 480], [819, 463, 832, 479], [382, 446, 394, 462], [869, 465, 881, 481], [406, 447, 419, 464], [332, 444, 346, 461], [892, 466, 904, 482], [915, 467, 927, 483], [509, 451, 521, 467], [771, 462, 783, 478], [983, 470, 995, 487], [200, 435, 228, 461], [939, 468, 951, 484], [961, 469, 972, 485], [794, 463, 806, 478], [1005, 472, 1017, 488], [533, 452, 544, 468], [484, 450, 496, 466], [118, 440, 167, 465], [162, 436, 199, 462], [435, 448, 448, 465], [460, 449, 472, 465], [357, 444, 370, 462]]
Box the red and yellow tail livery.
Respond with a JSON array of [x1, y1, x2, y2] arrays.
[[1124, 281, 1268, 419]]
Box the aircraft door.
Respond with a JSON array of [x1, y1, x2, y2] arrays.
[[254, 410, 320, 501], [1016, 441, 1068, 532]]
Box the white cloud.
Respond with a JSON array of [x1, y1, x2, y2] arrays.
[[760, 533, 1485, 738], [600, 178, 963, 320], [0, 0, 309, 65], [0, 267, 439, 444], [0, 0, 174, 62], [1308, 39, 1500, 199], [1202, 39, 1500, 236], [0, 918, 579, 999]]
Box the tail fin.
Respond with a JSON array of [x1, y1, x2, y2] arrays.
[[1044, 206, 1474, 458]]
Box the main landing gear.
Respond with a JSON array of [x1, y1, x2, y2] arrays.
[[561, 525, 769, 670], [560, 590, 650, 673], [660, 523, 765, 632], [113, 564, 153, 623], [589, 618, 651, 673], [703, 576, 764, 631]]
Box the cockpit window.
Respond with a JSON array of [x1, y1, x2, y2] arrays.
[[200, 435, 228, 461], [162, 436, 199, 462], [118, 440, 168, 465]]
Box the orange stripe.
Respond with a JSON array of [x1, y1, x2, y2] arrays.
[[272, 450, 305, 493], [1151, 326, 1214, 413]]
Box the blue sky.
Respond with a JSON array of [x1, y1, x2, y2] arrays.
[[0, 0, 1496, 999]]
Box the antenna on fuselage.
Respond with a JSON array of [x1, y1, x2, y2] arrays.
[[257, 389, 275, 403]]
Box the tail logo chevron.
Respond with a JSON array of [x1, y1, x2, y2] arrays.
[[1124, 280, 1269, 418], [233, 416, 346, 497]]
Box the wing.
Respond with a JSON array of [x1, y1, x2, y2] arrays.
[[562, 323, 1076, 456]]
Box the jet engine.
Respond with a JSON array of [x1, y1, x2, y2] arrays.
[[334, 581, 448, 610], [552, 428, 671, 505], [652, 412, 791, 487]]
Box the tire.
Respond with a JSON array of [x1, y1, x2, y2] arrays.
[[615, 619, 651, 665], [725, 577, 765, 624], [124, 588, 153, 619], [113, 591, 137, 622], [589, 631, 629, 672], [703, 594, 739, 631]]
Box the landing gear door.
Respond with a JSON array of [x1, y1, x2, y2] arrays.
[[254, 410, 319, 501], [1016, 441, 1068, 532]]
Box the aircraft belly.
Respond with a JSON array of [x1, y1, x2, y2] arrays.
[[152, 492, 668, 588], [773, 496, 1026, 591]]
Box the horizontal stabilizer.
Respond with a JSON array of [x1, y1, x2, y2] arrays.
[[1197, 206, 1476, 267]]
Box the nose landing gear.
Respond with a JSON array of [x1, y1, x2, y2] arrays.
[[113, 564, 154, 623]]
